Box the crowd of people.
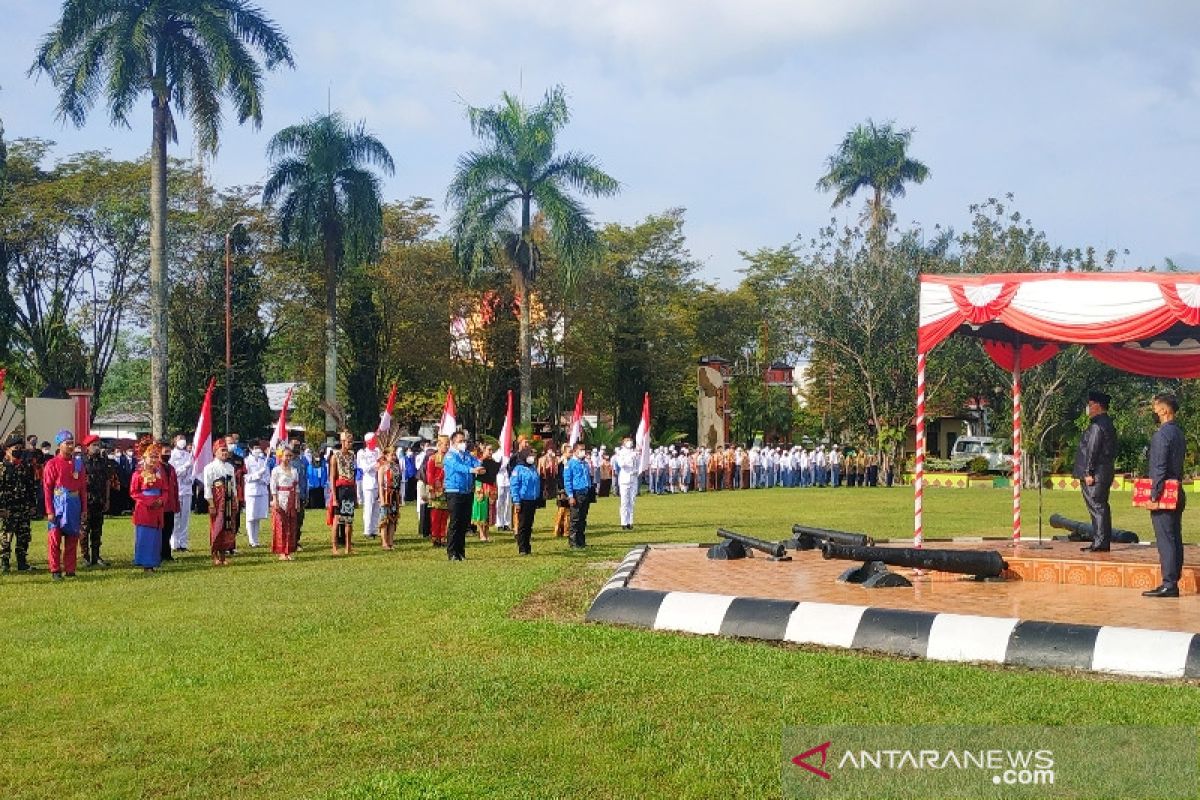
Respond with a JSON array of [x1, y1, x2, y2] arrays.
[[642, 443, 895, 493]]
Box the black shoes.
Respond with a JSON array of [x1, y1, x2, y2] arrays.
[[51, 572, 63, 581], [1080, 544, 1110, 552], [1142, 585, 1180, 598]]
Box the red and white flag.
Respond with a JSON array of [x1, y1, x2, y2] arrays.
[[0, 368, 6, 394], [495, 390, 513, 462], [191, 378, 216, 476], [567, 389, 584, 448], [378, 384, 397, 434], [269, 385, 292, 451], [438, 389, 458, 437], [635, 392, 652, 473]]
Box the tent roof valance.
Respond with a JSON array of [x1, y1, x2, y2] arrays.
[[918, 273, 1200, 378]]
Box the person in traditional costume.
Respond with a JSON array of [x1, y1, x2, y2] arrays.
[[471, 443, 497, 542], [203, 438, 239, 566], [269, 446, 300, 561], [43, 430, 87, 581], [425, 436, 450, 547], [328, 430, 357, 555], [130, 441, 166, 572], [378, 444, 402, 550]]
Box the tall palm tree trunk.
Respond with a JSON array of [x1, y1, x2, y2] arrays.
[[518, 197, 533, 427], [323, 238, 338, 439], [148, 95, 169, 439]]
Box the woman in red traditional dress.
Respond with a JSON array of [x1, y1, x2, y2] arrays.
[[129, 441, 165, 572], [204, 439, 239, 566], [270, 446, 300, 561], [425, 436, 449, 547]]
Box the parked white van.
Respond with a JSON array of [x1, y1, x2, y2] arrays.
[[950, 436, 1011, 472]]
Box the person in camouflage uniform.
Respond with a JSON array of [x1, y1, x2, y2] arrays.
[[83, 435, 111, 567], [0, 434, 39, 572]]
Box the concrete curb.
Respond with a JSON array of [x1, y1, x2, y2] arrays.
[[586, 547, 1200, 680]]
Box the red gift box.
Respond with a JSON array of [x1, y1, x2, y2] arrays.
[[1132, 478, 1179, 509]]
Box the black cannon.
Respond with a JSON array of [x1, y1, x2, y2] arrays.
[[790, 524, 873, 551], [821, 543, 1009, 588], [707, 528, 791, 561], [1048, 514, 1139, 544]]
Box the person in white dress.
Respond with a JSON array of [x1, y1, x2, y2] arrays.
[[357, 432, 382, 539], [243, 441, 270, 547], [168, 436, 194, 550], [613, 436, 641, 530]]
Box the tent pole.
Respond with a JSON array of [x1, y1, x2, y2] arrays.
[[914, 350, 926, 548], [1011, 347, 1022, 544]]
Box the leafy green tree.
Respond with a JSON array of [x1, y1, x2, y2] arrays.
[[448, 85, 619, 426], [31, 0, 293, 438], [262, 112, 393, 437], [816, 119, 929, 235]]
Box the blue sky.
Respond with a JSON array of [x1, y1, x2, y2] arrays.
[[2, 0, 1198, 285]]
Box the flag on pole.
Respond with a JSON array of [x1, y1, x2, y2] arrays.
[[567, 390, 584, 448], [191, 378, 217, 477], [378, 384, 397, 434], [438, 389, 458, 436], [495, 389, 513, 462], [635, 392, 652, 473], [268, 386, 293, 452]]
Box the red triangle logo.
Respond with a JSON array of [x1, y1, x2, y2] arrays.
[[792, 741, 832, 780]]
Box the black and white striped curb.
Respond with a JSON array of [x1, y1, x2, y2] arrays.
[[586, 548, 1200, 680]]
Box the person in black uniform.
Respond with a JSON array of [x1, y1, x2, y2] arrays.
[[82, 435, 112, 566], [1143, 392, 1186, 598], [1073, 390, 1117, 552], [0, 435, 39, 572]]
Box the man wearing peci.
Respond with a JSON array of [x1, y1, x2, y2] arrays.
[[1143, 392, 1186, 598], [1073, 390, 1117, 552]]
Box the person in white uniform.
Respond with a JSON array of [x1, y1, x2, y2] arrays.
[[494, 450, 512, 531], [168, 436, 194, 550], [613, 436, 642, 530], [243, 440, 270, 546], [357, 432, 382, 539]]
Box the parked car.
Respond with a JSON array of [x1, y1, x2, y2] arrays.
[[950, 436, 1011, 472]]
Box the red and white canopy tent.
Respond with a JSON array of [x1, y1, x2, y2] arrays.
[[915, 272, 1200, 546]]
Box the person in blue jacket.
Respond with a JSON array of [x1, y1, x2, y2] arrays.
[[443, 431, 483, 561], [509, 448, 542, 555], [562, 442, 594, 548]]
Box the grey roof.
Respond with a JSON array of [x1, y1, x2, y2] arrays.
[[264, 382, 306, 412]]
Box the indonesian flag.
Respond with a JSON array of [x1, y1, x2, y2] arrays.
[[438, 389, 458, 436], [495, 389, 513, 462], [0, 368, 6, 394], [635, 392, 651, 473], [567, 389, 584, 448], [378, 384, 397, 434], [191, 378, 216, 476], [268, 386, 292, 452]]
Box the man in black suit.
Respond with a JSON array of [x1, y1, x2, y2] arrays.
[[1143, 392, 1186, 598], [1073, 390, 1117, 552]]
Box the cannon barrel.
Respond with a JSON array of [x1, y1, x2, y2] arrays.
[[821, 543, 1007, 578], [718, 528, 787, 558], [1048, 513, 1138, 543], [790, 524, 872, 549]]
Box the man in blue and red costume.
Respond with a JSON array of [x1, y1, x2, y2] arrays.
[[42, 429, 88, 581]]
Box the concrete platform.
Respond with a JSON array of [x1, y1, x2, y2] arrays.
[[586, 544, 1200, 680]]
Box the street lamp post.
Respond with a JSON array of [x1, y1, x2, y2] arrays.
[[224, 219, 250, 436]]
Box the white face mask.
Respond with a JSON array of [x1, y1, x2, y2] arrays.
[[252, 447, 263, 456], [623, 441, 634, 450], [456, 442, 467, 452], [175, 439, 187, 449], [525, 456, 536, 465]]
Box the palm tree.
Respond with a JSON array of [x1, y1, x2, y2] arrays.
[[31, 0, 293, 438], [448, 85, 618, 427], [262, 113, 394, 438], [816, 119, 929, 236]]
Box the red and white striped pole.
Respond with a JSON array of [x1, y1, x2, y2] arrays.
[[914, 351, 927, 548], [1011, 349, 1022, 544]]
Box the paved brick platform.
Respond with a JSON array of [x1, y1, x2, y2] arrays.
[[587, 545, 1200, 679]]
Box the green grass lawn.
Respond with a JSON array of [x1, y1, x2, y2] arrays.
[[0, 486, 1195, 799]]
